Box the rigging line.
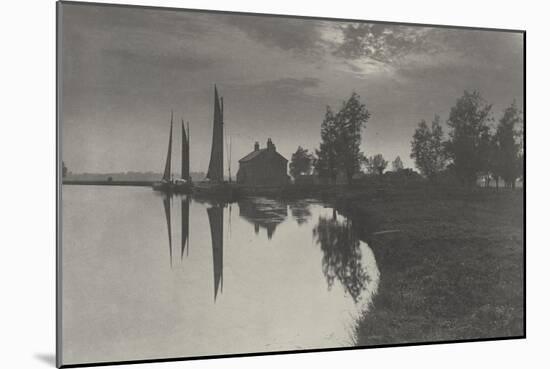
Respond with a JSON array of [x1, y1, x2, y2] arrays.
[[224, 125, 232, 181]]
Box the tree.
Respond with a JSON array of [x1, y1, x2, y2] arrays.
[[516, 119, 524, 185], [315, 92, 371, 184], [315, 107, 339, 183], [493, 101, 523, 188], [392, 156, 404, 172], [446, 90, 493, 186], [289, 146, 314, 179], [365, 154, 388, 175], [336, 92, 371, 183], [410, 115, 447, 180]]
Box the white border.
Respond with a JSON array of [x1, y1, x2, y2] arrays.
[[1, 1, 545, 368]]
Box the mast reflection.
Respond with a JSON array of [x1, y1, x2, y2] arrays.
[[207, 205, 224, 301], [162, 194, 173, 268], [161, 194, 191, 268], [181, 196, 190, 259]]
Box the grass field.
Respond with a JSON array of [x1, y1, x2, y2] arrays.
[[327, 179, 525, 346]]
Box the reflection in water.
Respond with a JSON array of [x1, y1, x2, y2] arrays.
[[207, 205, 224, 301], [238, 198, 287, 240], [162, 194, 192, 267], [162, 195, 226, 301], [162, 195, 173, 267], [313, 210, 377, 304], [289, 200, 312, 225], [181, 196, 190, 259], [62, 188, 381, 363]]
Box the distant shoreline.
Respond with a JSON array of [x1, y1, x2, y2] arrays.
[[62, 180, 155, 187]]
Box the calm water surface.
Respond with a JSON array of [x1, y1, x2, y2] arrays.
[[62, 186, 380, 364]]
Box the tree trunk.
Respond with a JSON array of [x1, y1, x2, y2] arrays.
[[496, 177, 499, 191]]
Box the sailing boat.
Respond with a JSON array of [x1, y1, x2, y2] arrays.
[[152, 112, 192, 193], [195, 85, 235, 199]]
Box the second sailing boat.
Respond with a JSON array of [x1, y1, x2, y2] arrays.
[[153, 111, 192, 193]]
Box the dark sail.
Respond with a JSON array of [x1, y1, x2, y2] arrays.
[[181, 196, 190, 259], [162, 112, 174, 182], [162, 195, 173, 267], [181, 120, 190, 181], [206, 86, 224, 182], [207, 206, 223, 301]]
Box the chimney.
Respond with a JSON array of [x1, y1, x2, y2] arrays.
[[267, 138, 275, 151], [254, 141, 259, 151]]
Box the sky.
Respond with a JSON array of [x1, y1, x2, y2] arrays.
[[59, 2, 524, 174]]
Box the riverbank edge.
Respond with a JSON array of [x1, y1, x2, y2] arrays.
[[320, 184, 524, 347], [238, 181, 524, 347]]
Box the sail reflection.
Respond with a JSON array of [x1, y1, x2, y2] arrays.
[[238, 198, 287, 240], [313, 211, 377, 304], [161, 194, 191, 267], [181, 196, 190, 259], [162, 194, 173, 267], [159, 195, 377, 307], [207, 205, 224, 301]]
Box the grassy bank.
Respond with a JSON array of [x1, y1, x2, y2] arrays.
[[328, 179, 525, 346]]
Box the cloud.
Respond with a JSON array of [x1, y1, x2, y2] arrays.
[[333, 23, 437, 63], [223, 15, 326, 54], [250, 77, 321, 94], [102, 48, 217, 72]]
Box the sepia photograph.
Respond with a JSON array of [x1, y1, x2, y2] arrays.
[[57, 1, 525, 367]]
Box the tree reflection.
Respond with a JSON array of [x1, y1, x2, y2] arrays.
[[313, 212, 368, 303]]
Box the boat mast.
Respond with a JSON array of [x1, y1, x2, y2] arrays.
[[181, 119, 189, 181], [206, 85, 224, 183], [187, 122, 190, 181], [225, 126, 232, 183], [162, 111, 174, 182]]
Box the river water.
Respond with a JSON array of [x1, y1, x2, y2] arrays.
[[61, 186, 380, 364]]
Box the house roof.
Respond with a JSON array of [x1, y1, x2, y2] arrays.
[[239, 148, 288, 163], [239, 148, 267, 162]]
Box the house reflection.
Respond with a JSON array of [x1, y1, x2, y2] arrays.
[[288, 200, 312, 225], [313, 211, 371, 304], [238, 198, 288, 240]]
